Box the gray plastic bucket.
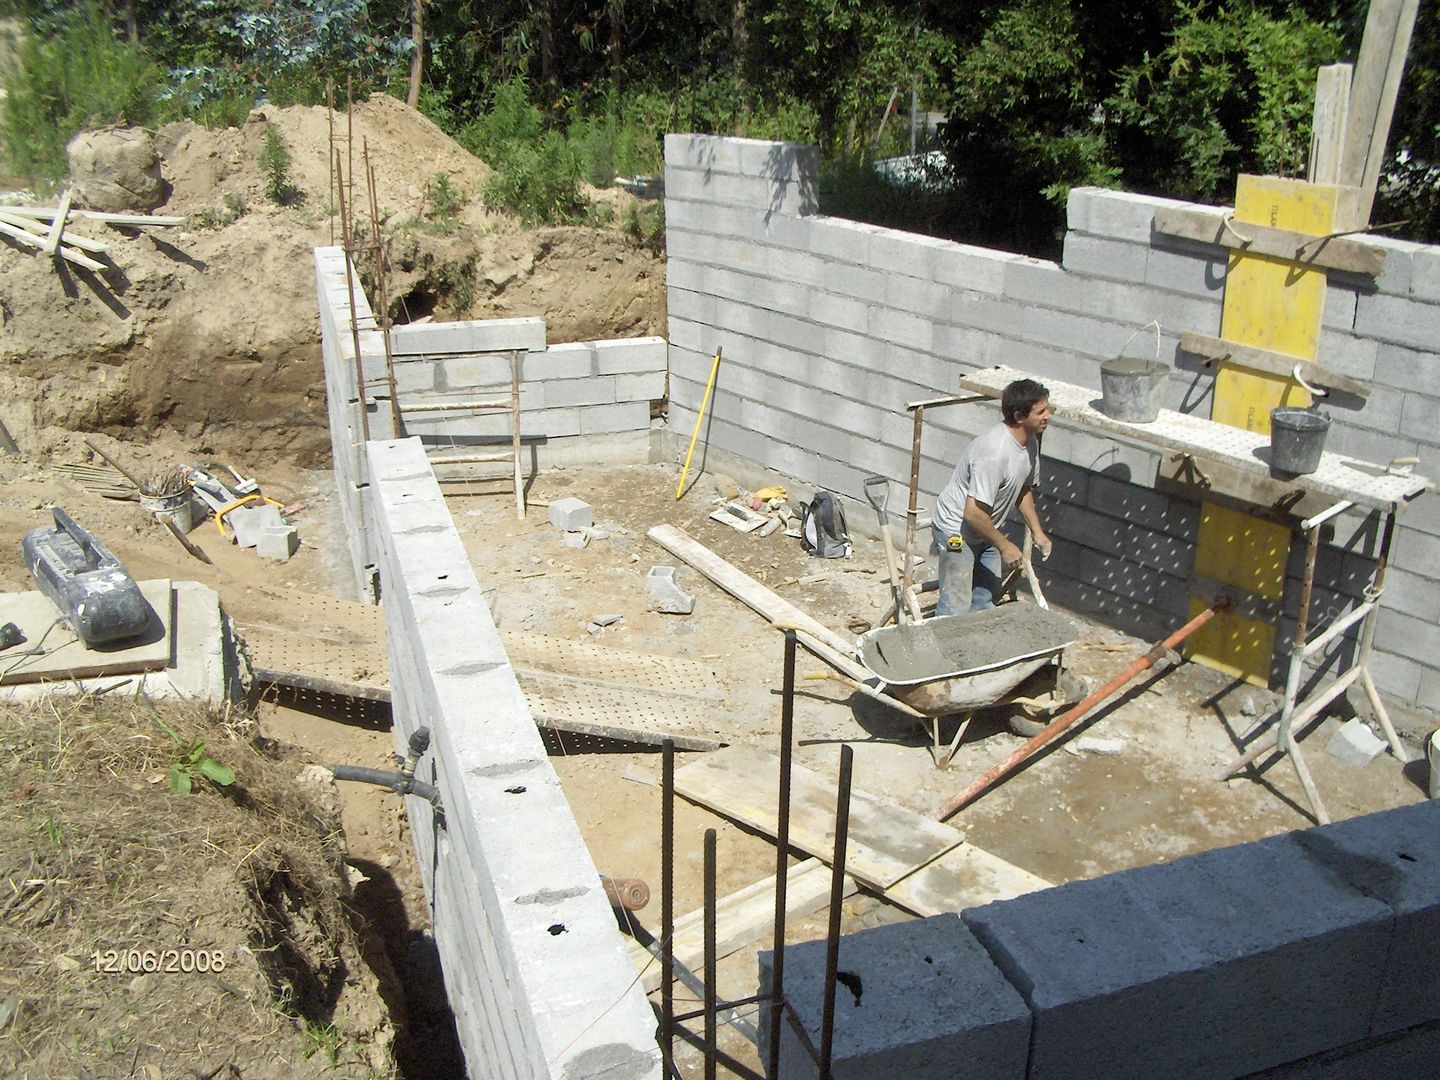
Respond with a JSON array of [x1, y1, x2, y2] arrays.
[[1428, 729, 1440, 799], [1270, 408, 1331, 475], [1099, 357, 1167, 423]]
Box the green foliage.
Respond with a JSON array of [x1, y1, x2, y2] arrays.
[[0, 3, 163, 181], [155, 716, 235, 796], [622, 200, 664, 253], [819, 152, 955, 238], [423, 171, 468, 229], [258, 126, 297, 204], [1107, 2, 1343, 201], [301, 1019, 343, 1063], [464, 77, 589, 225], [194, 192, 248, 229]]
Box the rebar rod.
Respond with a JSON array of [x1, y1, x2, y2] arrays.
[[333, 150, 370, 442], [363, 142, 403, 437], [661, 738, 675, 1076], [704, 827, 718, 1080], [767, 630, 797, 1078], [818, 745, 854, 1080]]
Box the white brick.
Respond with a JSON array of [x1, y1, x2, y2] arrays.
[[522, 344, 593, 380], [615, 371, 666, 401], [390, 316, 546, 356], [579, 400, 651, 434], [593, 336, 667, 374]]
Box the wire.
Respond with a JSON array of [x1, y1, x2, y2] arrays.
[[0, 617, 68, 681]]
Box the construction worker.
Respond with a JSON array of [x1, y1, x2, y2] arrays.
[[931, 378, 1054, 615]]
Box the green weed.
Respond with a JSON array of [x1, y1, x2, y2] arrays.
[[258, 127, 298, 205], [155, 716, 235, 796], [302, 1019, 343, 1064], [422, 172, 467, 230]]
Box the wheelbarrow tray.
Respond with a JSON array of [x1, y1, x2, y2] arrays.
[[858, 605, 1077, 716]]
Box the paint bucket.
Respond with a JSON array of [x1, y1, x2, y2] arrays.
[[1099, 357, 1167, 423], [1270, 408, 1331, 476], [139, 490, 194, 533], [1428, 729, 1440, 799]]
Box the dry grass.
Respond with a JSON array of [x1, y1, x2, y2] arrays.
[[0, 695, 397, 1079]]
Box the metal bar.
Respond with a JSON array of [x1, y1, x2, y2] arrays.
[[781, 998, 823, 1067], [673, 993, 769, 1024], [671, 1026, 767, 1080], [1300, 599, 1377, 661], [363, 143, 404, 437], [904, 393, 986, 411], [818, 745, 854, 1080], [704, 827, 718, 1080], [511, 349, 525, 519], [938, 598, 1231, 819], [661, 739, 675, 1076], [327, 80, 335, 246], [1357, 511, 1406, 759], [901, 406, 924, 623], [426, 452, 515, 465], [333, 149, 370, 442], [768, 630, 797, 1078]]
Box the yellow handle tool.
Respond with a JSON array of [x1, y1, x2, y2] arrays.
[[675, 346, 722, 499]]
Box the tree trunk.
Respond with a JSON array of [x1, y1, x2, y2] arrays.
[[407, 0, 424, 108], [732, 0, 750, 113], [609, 0, 623, 95], [539, 0, 556, 86]]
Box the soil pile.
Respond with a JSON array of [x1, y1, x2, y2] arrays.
[[0, 697, 399, 1078], [0, 93, 665, 468]]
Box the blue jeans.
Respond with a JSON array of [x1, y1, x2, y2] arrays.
[[933, 524, 1004, 616]]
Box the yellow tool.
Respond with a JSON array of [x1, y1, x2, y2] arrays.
[[212, 492, 286, 537], [675, 346, 722, 499]]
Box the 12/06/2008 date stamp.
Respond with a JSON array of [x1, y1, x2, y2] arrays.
[[92, 948, 227, 974]]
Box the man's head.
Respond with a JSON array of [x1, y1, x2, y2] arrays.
[[1001, 379, 1051, 431]]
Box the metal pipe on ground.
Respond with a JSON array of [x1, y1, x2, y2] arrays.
[[704, 827, 718, 1080], [767, 630, 797, 1079], [660, 738, 675, 1075], [818, 745, 854, 1080], [937, 598, 1231, 820]]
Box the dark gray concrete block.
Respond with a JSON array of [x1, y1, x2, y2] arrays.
[[963, 832, 1392, 1079], [759, 914, 1031, 1080], [1295, 801, 1440, 1035]]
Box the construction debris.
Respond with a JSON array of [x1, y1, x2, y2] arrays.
[[548, 497, 593, 531], [1325, 718, 1387, 766], [645, 565, 696, 614]]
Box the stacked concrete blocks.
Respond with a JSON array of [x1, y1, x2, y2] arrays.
[[759, 914, 1031, 1080], [963, 830, 1393, 1079], [367, 438, 661, 1079]]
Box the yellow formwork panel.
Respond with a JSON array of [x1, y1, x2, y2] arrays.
[[1192, 175, 1335, 683]]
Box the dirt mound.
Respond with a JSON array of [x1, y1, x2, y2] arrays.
[[0, 697, 399, 1078], [0, 93, 665, 470]]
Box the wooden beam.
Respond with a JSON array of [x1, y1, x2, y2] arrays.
[[0, 217, 107, 272], [1308, 64, 1352, 185], [1179, 331, 1371, 398], [1153, 206, 1387, 277], [0, 206, 185, 227], [0, 210, 110, 253], [42, 187, 74, 256], [1338, 0, 1421, 228]]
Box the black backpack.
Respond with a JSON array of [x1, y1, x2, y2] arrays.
[[801, 491, 851, 559]]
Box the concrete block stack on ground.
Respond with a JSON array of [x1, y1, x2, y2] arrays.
[[662, 134, 1440, 719]]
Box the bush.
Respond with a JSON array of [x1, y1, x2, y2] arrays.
[[258, 126, 297, 204], [464, 78, 589, 225], [0, 4, 163, 182]]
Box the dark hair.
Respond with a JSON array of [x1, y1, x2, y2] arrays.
[[1002, 379, 1049, 426]]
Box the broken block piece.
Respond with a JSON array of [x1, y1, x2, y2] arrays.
[[646, 565, 695, 614], [548, 497, 593, 531], [228, 503, 284, 548], [562, 530, 590, 550], [1325, 717, 1387, 767], [257, 525, 299, 561]]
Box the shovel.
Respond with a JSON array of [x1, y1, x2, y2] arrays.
[[863, 476, 906, 624]]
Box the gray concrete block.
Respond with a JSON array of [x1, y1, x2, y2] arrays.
[[645, 566, 695, 614], [592, 336, 668, 374], [548, 497, 593, 531], [1297, 800, 1440, 1034], [809, 217, 875, 264], [1315, 331, 1379, 382], [1413, 247, 1440, 304], [540, 376, 617, 408], [615, 371, 665, 401], [1144, 243, 1228, 297], [522, 343, 593, 381], [1258, 1020, 1440, 1079], [580, 400, 651, 435], [866, 306, 935, 354], [228, 503, 284, 548], [390, 316, 546, 356], [930, 242, 1017, 294], [1324, 717, 1388, 766], [1365, 648, 1424, 705], [1067, 186, 1196, 244], [1062, 232, 1149, 284], [257, 524, 299, 561], [809, 290, 871, 334], [664, 133, 819, 183], [964, 831, 1392, 1079], [1355, 293, 1440, 352], [1375, 342, 1440, 395], [759, 914, 1031, 1080]]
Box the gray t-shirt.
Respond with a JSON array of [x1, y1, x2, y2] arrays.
[[932, 422, 1039, 541]]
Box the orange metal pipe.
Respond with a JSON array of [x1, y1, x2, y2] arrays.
[[936, 598, 1231, 821]]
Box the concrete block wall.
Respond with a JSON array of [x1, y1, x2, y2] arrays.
[[768, 799, 1440, 1079], [368, 437, 662, 1080], [316, 248, 667, 601], [663, 136, 1440, 717]]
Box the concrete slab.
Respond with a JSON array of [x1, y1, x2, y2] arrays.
[[759, 914, 1031, 1079], [0, 578, 173, 685]]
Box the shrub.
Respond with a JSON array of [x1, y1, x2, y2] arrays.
[[258, 126, 297, 204]]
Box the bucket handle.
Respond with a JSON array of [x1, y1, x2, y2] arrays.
[[1116, 319, 1162, 364], [1291, 362, 1329, 400]]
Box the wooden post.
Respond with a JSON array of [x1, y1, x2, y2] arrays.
[[1308, 63, 1351, 185], [1338, 0, 1420, 227]]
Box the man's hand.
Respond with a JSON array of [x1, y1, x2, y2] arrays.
[[998, 539, 1024, 569], [1032, 530, 1053, 561]]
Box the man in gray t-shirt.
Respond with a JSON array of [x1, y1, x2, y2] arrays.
[[932, 379, 1054, 614]]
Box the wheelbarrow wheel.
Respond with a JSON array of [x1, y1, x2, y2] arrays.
[[1007, 670, 1093, 737]]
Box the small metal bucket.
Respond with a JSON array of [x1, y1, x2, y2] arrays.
[[1270, 408, 1331, 476], [140, 490, 194, 533], [1099, 357, 1167, 423]]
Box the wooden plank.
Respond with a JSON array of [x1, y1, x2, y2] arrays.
[[0, 206, 185, 227], [957, 365, 1431, 514], [1309, 64, 1353, 185], [500, 631, 723, 702], [0, 217, 107, 272], [42, 188, 73, 256], [628, 860, 856, 992], [520, 676, 725, 751], [673, 745, 965, 890], [0, 580, 173, 686], [1154, 450, 1337, 523], [884, 843, 1052, 918], [647, 524, 859, 664], [1152, 205, 1386, 277], [1179, 331, 1369, 399], [0, 209, 110, 253], [1338, 0, 1421, 227]]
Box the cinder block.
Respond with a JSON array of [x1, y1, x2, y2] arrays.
[[1062, 232, 1149, 284], [257, 525, 300, 561], [579, 400, 651, 435], [522, 344, 594, 381], [593, 337, 669, 375], [615, 371, 666, 401], [759, 914, 1031, 1080], [1413, 247, 1440, 304], [228, 503, 284, 548], [963, 831, 1392, 1079], [809, 218, 874, 264], [1324, 717, 1388, 765], [548, 497, 593, 531], [540, 376, 617, 408], [1354, 293, 1440, 352], [390, 316, 546, 356], [1296, 800, 1440, 1035], [645, 566, 695, 614], [1067, 187, 1197, 244]]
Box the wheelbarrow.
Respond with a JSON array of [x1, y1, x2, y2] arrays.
[[857, 604, 1079, 768]]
